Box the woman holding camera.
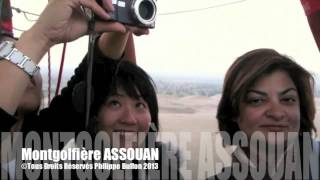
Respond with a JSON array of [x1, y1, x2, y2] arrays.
[[0, 0, 183, 179]]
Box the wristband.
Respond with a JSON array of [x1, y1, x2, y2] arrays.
[[0, 41, 39, 76]]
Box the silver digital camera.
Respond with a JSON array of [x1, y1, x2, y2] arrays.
[[96, 0, 157, 28]]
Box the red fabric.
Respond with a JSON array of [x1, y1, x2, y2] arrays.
[[0, 0, 13, 37], [301, 0, 320, 51], [301, 0, 320, 16], [1, 20, 12, 32]]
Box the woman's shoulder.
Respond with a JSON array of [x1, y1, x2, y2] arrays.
[[155, 141, 184, 180], [206, 166, 236, 180], [155, 141, 182, 160]]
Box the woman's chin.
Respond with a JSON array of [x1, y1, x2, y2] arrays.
[[249, 131, 288, 147], [263, 131, 299, 147]]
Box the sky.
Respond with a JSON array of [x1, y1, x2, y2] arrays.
[[10, 0, 320, 81]]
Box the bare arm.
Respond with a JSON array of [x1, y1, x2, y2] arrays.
[[0, 0, 126, 115], [97, 31, 131, 60], [97, 26, 149, 62], [123, 34, 136, 64], [0, 27, 49, 115]]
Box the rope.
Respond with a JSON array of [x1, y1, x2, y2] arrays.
[[47, 48, 52, 105], [55, 43, 67, 96], [159, 0, 248, 16]]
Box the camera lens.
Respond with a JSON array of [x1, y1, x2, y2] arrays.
[[133, 0, 157, 27], [139, 1, 154, 20]]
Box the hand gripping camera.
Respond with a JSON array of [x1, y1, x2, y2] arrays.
[[96, 0, 157, 28]]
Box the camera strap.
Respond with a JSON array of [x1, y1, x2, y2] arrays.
[[85, 33, 95, 128], [85, 10, 97, 129]]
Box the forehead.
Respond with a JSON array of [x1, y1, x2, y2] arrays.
[[111, 86, 141, 97], [249, 70, 296, 91], [109, 76, 151, 100]]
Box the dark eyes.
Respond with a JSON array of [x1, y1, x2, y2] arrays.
[[106, 99, 147, 110], [108, 100, 121, 108], [245, 96, 298, 106], [135, 102, 147, 109], [281, 97, 297, 104], [246, 98, 265, 106]]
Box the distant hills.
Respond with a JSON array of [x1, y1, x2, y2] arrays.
[[41, 71, 320, 98]]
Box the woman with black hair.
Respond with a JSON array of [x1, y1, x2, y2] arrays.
[[0, 0, 183, 178]]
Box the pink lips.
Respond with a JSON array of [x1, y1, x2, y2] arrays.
[[113, 130, 136, 133], [260, 125, 288, 132]]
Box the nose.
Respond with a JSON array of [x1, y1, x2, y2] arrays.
[[265, 101, 286, 121], [120, 105, 138, 124]]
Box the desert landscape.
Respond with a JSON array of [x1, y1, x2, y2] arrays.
[[157, 94, 320, 179], [44, 76, 320, 179]]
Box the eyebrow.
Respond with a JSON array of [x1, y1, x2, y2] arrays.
[[279, 88, 298, 95], [247, 88, 297, 96]]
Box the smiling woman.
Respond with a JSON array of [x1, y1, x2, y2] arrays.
[[208, 48, 319, 180], [238, 70, 301, 144]]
